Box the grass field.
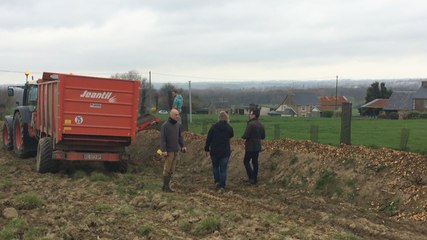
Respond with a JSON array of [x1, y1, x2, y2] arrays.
[[156, 113, 427, 154]]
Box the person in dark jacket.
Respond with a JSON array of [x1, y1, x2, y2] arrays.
[[160, 109, 187, 192], [242, 109, 265, 184], [204, 111, 234, 191]]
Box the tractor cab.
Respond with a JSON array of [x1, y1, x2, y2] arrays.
[[7, 81, 38, 109]]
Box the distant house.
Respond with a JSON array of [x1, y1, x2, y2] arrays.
[[413, 81, 427, 112], [276, 91, 319, 117], [383, 91, 415, 118], [282, 108, 297, 117], [259, 106, 270, 116], [359, 99, 389, 117], [311, 107, 321, 118], [268, 108, 297, 117], [233, 104, 270, 116], [318, 96, 350, 115], [232, 107, 245, 115]]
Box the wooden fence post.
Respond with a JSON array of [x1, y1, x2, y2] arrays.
[[400, 128, 410, 151], [310, 125, 319, 143], [340, 102, 352, 145], [274, 124, 280, 139]]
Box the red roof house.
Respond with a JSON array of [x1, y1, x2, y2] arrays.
[[318, 96, 350, 112]]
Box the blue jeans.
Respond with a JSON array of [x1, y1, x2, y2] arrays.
[[210, 156, 230, 188], [243, 151, 259, 182]]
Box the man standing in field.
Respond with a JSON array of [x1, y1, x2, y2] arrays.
[[242, 108, 265, 184], [160, 109, 187, 192]]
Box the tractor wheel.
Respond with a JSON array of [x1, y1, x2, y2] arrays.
[[36, 137, 59, 173], [104, 160, 128, 173], [2, 121, 13, 151], [13, 112, 35, 158]]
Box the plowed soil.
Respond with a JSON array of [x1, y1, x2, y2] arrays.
[[1, 129, 427, 239]]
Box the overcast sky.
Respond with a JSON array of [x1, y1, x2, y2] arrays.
[[1, 0, 427, 84]]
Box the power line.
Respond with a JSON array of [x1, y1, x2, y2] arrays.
[[5, 68, 414, 82], [151, 72, 345, 82], [0, 69, 43, 74], [0, 68, 352, 81], [0, 69, 26, 73], [151, 72, 248, 81]]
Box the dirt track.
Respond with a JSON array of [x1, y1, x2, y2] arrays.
[[1, 129, 427, 239]]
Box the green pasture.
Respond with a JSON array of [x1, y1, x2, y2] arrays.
[[156, 114, 427, 155], [1, 113, 425, 154]]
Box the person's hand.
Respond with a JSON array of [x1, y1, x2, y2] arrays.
[[162, 152, 168, 156], [181, 147, 187, 153], [156, 149, 163, 155]]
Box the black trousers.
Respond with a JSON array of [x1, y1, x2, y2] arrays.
[[243, 151, 260, 182]]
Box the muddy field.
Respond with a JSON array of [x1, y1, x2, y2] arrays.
[[1, 129, 427, 239]]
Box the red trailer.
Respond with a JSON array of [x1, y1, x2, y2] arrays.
[[2, 72, 159, 173]]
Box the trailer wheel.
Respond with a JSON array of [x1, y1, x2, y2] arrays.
[[13, 112, 34, 158], [2, 121, 13, 151], [104, 161, 128, 173], [36, 137, 59, 173]]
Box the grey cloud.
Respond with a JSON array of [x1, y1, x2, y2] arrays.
[[1, 0, 427, 83]]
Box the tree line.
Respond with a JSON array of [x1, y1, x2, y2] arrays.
[[113, 71, 389, 113], [0, 70, 392, 117]]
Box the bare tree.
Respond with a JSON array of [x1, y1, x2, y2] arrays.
[[111, 71, 143, 81], [111, 70, 154, 115], [158, 83, 178, 110]]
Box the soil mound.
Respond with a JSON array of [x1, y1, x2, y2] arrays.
[[1, 129, 426, 239]]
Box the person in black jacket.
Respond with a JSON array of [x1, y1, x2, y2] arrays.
[[242, 109, 265, 184], [204, 111, 234, 191]]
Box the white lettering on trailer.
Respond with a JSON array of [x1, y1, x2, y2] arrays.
[[80, 90, 113, 100], [90, 103, 102, 108], [108, 96, 117, 103]]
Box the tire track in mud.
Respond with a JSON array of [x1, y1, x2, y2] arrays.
[[332, 216, 427, 240], [190, 189, 287, 215]]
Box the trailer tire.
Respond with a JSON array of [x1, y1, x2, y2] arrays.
[[13, 112, 36, 158], [2, 120, 13, 151], [36, 137, 59, 173], [104, 160, 128, 173]]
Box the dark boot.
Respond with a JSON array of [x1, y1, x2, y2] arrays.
[[162, 176, 174, 192]]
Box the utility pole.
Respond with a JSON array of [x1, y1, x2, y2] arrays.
[[189, 81, 192, 123], [335, 75, 338, 110], [148, 71, 151, 110]]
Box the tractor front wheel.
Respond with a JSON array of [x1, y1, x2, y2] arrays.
[[13, 112, 35, 158], [2, 121, 13, 151]]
